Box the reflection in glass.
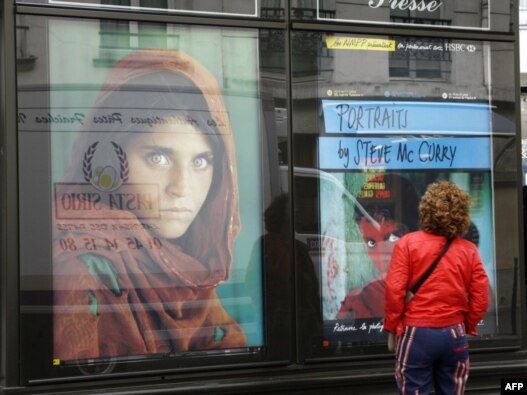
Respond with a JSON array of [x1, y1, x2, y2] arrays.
[[291, 0, 512, 32], [21, 0, 276, 19], [17, 14, 277, 380], [292, 30, 518, 356], [389, 37, 451, 79]]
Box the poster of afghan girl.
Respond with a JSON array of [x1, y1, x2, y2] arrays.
[[52, 49, 247, 361]]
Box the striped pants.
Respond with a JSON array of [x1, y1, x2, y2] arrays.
[[395, 324, 469, 395]]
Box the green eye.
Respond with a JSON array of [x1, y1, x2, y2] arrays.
[[149, 152, 169, 167], [193, 154, 213, 169], [193, 157, 207, 168], [367, 239, 376, 248]]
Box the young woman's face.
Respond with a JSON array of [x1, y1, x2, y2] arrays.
[[125, 122, 215, 240], [359, 215, 400, 275]]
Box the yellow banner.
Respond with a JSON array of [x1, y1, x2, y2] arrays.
[[326, 36, 395, 51]]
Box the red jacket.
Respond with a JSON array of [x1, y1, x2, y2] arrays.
[[384, 230, 489, 336]]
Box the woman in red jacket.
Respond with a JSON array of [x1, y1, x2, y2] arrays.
[[384, 181, 489, 395]]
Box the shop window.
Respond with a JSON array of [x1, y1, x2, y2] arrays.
[[15, 15, 38, 71], [292, 30, 518, 361], [390, 0, 451, 26], [388, 0, 452, 80], [389, 37, 451, 80], [17, 14, 288, 382], [96, 0, 170, 66], [291, 0, 335, 19], [292, 32, 334, 77], [261, 30, 286, 73], [261, 0, 285, 18]]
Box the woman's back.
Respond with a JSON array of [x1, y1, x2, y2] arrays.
[[386, 230, 488, 333]]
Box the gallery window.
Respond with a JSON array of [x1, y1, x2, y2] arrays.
[[9, 0, 521, 388], [291, 31, 518, 360], [17, 14, 289, 382]]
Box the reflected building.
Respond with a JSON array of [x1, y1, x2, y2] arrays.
[[2, 0, 526, 394]]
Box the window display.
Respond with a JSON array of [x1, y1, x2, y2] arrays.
[[292, 32, 517, 358], [12, 4, 520, 389], [52, 49, 248, 361], [320, 170, 495, 345], [17, 16, 274, 381]]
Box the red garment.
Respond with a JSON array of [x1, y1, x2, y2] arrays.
[[336, 277, 385, 319], [54, 211, 246, 360], [384, 230, 489, 336], [336, 216, 400, 319]]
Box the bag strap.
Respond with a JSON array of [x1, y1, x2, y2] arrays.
[[409, 238, 453, 295]]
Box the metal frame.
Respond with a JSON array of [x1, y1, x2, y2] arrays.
[[0, 0, 525, 391], [15, 4, 285, 28], [513, 0, 527, 350], [1, 0, 20, 388]]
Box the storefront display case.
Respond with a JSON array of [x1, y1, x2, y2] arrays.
[[1, 0, 525, 393]]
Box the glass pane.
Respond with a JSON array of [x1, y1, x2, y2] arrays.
[[291, 31, 518, 360], [291, 0, 514, 32], [15, 0, 286, 21], [18, 15, 288, 381]]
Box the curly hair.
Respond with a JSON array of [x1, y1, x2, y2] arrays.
[[419, 181, 471, 239]]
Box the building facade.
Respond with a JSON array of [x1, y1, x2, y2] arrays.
[[521, 0, 527, 179], [1, 1, 526, 394]]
